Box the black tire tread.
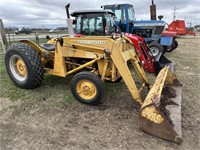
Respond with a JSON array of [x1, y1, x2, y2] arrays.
[[71, 71, 104, 105], [5, 42, 44, 89], [174, 40, 178, 50], [166, 39, 178, 52], [148, 41, 164, 56]]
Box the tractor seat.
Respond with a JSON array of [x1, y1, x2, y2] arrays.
[[41, 44, 55, 51]]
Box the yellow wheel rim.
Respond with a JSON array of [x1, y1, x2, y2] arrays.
[[16, 59, 27, 77], [10, 55, 27, 81], [76, 80, 97, 100]]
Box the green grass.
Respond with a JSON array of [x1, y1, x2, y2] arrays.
[[0, 40, 75, 107]]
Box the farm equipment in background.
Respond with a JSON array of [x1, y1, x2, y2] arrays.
[[125, 33, 174, 74], [71, 9, 174, 74], [102, 4, 178, 56], [4, 4, 183, 143], [166, 20, 196, 36], [14, 27, 32, 35]]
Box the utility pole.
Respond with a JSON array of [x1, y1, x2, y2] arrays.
[[172, 7, 178, 21]]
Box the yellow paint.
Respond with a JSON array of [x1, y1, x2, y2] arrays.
[[66, 58, 101, 75], [101, 60, 109, 80], [46, 41, 67, 77], [141, 66, 168, 109], [76, 79, 97, 100], [24, 35, 180, 126], [111, 62, 117, 81], [16, 58, 26, 77], [20, 40, 45, 56], [141, 106, 164, 124], [61, 48, 100, 59], [110, 38, 145, 104], [139, 66, 178, 124]]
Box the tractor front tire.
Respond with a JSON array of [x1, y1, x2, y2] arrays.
[[148, 41, 164, 57], [5, 42, 44, 89], [71, 71, 104, 105]]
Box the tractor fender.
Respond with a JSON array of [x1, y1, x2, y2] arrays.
[[19, 40, 44, 54], [160, 36, 173, 46], [19, 40, 47, 64]]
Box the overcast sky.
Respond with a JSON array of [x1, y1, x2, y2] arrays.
[[0, 0, 200, 28]]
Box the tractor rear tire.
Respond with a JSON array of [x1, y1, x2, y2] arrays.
[[5, 42, 44, 89], [148, 41, 164, 57], [174, 40, 178, 50], [166, 40, 178, 52], [71, 71, 104, 105]]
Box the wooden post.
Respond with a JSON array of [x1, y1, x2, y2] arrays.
[[0, 19, 9, 53]]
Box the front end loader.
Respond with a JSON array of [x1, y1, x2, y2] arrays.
[[4, 4, 182, 143]]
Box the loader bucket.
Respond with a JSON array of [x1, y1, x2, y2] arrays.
[[139, 66, 182, 143], [154, 52, 174, 75]]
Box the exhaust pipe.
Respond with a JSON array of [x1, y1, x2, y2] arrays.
[[65, 3, 70, 19], [65, 3, 74, 37]]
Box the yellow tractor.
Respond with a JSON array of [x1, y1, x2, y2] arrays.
[[4, 4, 182, 143]]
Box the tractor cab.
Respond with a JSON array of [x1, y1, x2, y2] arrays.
[[102, 3, 178, 55], [102, 4, 136, 33], [71, 10, 116, 36], [102, 4, 165, 40]]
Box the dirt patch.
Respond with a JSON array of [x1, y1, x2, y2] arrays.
[[1, 34, 200, 149], [0, 98, 12, 111]]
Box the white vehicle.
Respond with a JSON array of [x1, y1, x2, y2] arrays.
[[49, 28, 59, 33]]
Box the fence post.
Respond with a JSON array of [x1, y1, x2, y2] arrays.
[[0, 19, 9, 53], [35, 32, 39, 45]]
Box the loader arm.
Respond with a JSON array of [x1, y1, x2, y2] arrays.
[[110, 38, 149, 104]]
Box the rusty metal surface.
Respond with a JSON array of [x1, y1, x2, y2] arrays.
[[166, 86, 182, 139], [139, 85, 182, 143]]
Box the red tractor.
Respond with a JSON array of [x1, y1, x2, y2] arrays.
[[124, 33, 173, 74]]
